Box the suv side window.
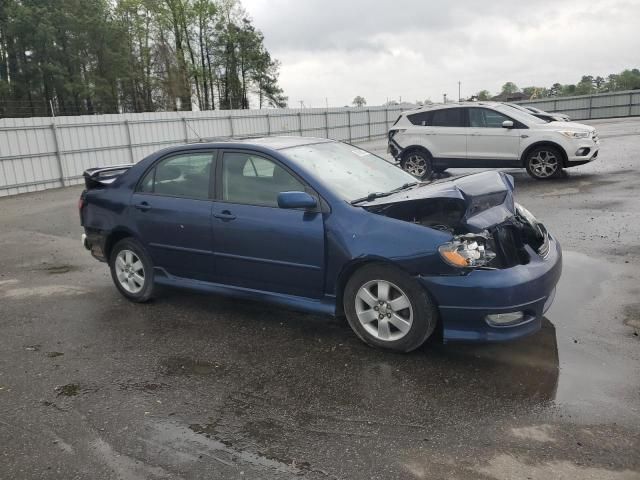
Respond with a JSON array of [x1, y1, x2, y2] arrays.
[[407, 111, 433, 126], [138, 153, 214, 199], [222, 152, 305, 207], [431, 108, 464, 127], [469, 108, 514, 128]]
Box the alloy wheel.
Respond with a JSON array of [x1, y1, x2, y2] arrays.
[[529, 150, 559, 178], [355, 280, 414, 341], [404, 154, 428, 177], [115, 249, 145, 294]]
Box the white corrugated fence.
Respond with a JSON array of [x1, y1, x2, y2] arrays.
[[0, 106, 403, 197], [518, 89, 640, 121]]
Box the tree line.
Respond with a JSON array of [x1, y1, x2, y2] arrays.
[[0, 0, 287, 118], [475, 68, 640, 101]]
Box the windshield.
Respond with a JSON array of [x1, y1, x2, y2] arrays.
[[283, 141, 416, 202]]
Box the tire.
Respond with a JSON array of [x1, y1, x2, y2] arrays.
[[401, 150, 433, 179], [343, 263, 438, 352], [109, 237, 155, 303], [525, 146, 564, 180]]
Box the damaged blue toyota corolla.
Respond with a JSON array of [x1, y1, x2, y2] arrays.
[[79, 137, 562, 352]]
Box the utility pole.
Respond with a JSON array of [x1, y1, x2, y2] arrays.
[[458, 81, 461, 102]]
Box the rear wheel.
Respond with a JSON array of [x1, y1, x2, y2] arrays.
[[525, 146, 563, 180], [401, 150, 433, 179], [343, 264, 438, 352], [109, 238, 155, 302]]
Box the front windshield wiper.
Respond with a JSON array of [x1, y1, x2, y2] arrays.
[[350, 182, 419, 205]]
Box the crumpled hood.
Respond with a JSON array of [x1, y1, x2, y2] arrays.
[[360, 171, 516, 232]]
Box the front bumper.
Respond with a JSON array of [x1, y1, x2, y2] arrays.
[[419, 236, 562, 342], [566, 137, 599, 164]]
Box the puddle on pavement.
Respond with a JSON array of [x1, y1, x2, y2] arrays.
[[543, 250, 640, 424], [56, 383, 80, 397], [161, 356, 224, 376], [40, 264, 77, 275]]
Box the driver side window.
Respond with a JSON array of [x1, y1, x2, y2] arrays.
[[469, 108, 513, 128], [222, 152, 304, 207]]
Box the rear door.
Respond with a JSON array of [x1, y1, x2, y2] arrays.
[[211, 150, 325, 298], [130, 151, 216, 281], [429, 107, 468, 161], [466, 107, 522, 163]]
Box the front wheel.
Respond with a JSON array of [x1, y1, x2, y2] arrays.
[[109, 237, 155, 302], [343, 264, 438, 352], [401, 151, 433, 179], [525, 146, 563, 180]]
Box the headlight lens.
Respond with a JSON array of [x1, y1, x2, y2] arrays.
[[438, 234, 496, 268], [560, 130, 590, 139]]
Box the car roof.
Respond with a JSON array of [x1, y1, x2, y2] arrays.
[[400, 101, 504, 116], [153, 136, 334, 156]]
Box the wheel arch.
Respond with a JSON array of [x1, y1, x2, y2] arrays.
[[104, 227, 139, 262], [334, 257, 416, 316], [520, 141, 568, 167], [400, 145, 433, 162]]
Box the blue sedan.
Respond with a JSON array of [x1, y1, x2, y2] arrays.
[[79, 137, 561, 352]]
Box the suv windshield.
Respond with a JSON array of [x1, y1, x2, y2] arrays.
[[283, 141, 416, 202], [499, 104, 549, 124]]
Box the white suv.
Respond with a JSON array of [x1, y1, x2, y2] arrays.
[[388, 102, 599, 180]]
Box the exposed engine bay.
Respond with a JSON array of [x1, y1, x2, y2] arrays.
[[361, 172, 550, 270]]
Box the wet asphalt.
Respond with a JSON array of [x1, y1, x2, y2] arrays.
[[1, 117, 639, 479]]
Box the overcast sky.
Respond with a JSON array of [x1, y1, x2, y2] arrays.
[[242, 0, 640, 107]]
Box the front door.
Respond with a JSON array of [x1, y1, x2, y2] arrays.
[[211, 151, 325, 298], [131, 151, 216, 281], [466, 107, 521, 163]]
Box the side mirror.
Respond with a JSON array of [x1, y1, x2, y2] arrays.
[[502, 120, 514, 129], [277, 191, 317, 210]]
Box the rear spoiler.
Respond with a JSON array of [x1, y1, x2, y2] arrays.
[[83, 164, 134, 189]]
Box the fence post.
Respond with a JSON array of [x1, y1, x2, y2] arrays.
[[348, 110, 352, 143], [124, 120, 135, 163], [366, 109, 371, 140], [298, 112, 303, 136], [228, 114, 234, 137], [266, 112, 271, 136], [182, 117, 189, 143], [630, 93, 634, 117], [553, 99, 558, 112], [324, 110, 330, 139], [50, 121, 65, 187]]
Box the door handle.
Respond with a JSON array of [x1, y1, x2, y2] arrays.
[[213, 210, 236, 221], [134, 201, 151, 212]]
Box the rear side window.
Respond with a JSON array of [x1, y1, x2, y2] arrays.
[[431, 108, 464, 127], [138, 153, 214, 199], [407, 111, 433, 126]]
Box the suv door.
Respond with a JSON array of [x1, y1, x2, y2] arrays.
[[466, 107, 522, 164], [429, 107, 467, 162], [131, 151, 215, 281], [211, 150, 325, 298]]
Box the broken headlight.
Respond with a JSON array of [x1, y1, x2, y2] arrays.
[[438, 234, 496, 268]]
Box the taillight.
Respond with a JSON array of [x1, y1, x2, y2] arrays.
[[389, 129, 405, 140]]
